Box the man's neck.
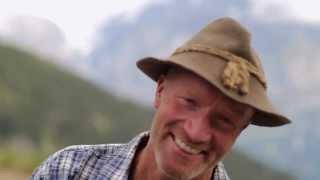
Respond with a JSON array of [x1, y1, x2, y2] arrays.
[[130, 143, 172, 180]]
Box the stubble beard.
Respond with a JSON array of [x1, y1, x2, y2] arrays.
[[153, 135, 213, 180]]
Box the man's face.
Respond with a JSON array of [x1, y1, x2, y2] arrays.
[[148, 68, 254, 179]]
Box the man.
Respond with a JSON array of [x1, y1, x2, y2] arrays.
[[31, 17, 291, 180]]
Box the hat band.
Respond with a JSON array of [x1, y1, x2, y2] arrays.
[[172, 44, 267, 90]]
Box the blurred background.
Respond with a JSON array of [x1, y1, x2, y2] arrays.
[[0, 0, 319, 179]]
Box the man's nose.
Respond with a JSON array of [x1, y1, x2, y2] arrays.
[[183, 112, 212, 144]]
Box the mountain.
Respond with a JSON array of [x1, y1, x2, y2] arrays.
[[0, 44, 295, 180], [84, 0, 320, 179]]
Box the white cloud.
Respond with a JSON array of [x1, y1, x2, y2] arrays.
[[250, 0, 320, 23], [281, 39, 320, 111], [0, 15, 95, 78], [0, 0, 153, 54], [0, 16, 69, 60], [286, 42, 320, 92], [0, 0, 156, 78], [0, 0, 319, 59]]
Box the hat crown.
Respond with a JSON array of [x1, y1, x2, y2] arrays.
[[181, 17, 263, 74]]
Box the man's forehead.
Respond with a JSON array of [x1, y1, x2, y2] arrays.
[[165, 66, 253, 113]]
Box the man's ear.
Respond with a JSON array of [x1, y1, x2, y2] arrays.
[[241, 122, 250, 131], [154, 75, 166, 109], [241, 109, 255, 131]]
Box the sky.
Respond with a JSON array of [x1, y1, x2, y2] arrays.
[[0, 0, 319, 56], [251, 0, 320, 23], [0, 0, 154, 54]]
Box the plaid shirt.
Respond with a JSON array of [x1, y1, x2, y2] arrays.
[[31, 132, 230, 180]]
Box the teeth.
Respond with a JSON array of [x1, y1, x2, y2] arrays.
[[174, 137, 201, 154]]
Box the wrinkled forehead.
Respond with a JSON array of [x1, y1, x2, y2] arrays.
[[165, 66, 254, 116]]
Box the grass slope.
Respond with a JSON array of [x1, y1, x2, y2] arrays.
[[0, 44, 152, 147], [225, 151, 295, 180]]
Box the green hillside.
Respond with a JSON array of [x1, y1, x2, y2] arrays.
[[0, 44, 295, 179], [0, 44, 153, 148], [224, 151, 294, 180]]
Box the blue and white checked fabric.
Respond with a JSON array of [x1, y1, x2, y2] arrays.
[[31, 132, 230, 180]]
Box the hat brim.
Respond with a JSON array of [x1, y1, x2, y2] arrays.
[[137, 55, 291, 127]]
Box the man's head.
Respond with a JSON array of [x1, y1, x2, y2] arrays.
[[148, 66, 254, 179], [137, 17, 290, 127], [136, 17, 291, 179]]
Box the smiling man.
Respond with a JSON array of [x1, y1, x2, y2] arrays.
[[31, 17, 291, 180], [131, 67, 255, 180]]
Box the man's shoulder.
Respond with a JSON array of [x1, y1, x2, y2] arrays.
[[31, 143, 128, 179], [31, 132, 149, 180], [48, 143, 128, 162], [61, 143, 127, 156]]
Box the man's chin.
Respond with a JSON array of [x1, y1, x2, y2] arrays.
[[154, 139, 211, 179], [156, 156, 207, 180], [159, 166, 195, 180]]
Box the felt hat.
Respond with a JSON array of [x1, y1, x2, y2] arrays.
[[137, 17, 290, 126]]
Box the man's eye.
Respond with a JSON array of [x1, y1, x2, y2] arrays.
[[213, 116, 237, 131], [184, 97, 194, 104], [220, 118, 232, 125], [178, 97, 196, 107]]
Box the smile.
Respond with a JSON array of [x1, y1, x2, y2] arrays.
[[174, 136, 202, 155]]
